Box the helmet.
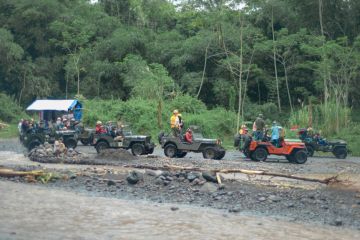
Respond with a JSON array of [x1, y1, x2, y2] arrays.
[[186, 128, 192, 132], [173, 109, 179, 114], [96, 121, 102, 125]]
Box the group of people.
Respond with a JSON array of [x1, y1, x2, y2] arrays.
[[170, 109, 192, 143], [239, 113, 285, 147], [18, 116, 81, 135], [95, 120, 124, 142]]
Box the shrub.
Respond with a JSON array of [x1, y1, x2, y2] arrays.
[[0, 93, 28, 123]]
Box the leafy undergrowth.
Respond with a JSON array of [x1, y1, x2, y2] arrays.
[[0, 124, 19, 139]]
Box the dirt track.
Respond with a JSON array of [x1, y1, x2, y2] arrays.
[[1, 138, 360, 239]]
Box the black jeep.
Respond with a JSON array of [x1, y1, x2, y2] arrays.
[[298, 128, 348, 159]]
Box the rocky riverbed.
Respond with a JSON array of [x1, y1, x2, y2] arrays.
[[1, 138, 360, 239]]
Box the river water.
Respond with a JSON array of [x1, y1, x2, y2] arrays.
[[0, 181, 359, 240]]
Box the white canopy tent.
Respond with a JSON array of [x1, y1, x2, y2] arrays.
[[26, 100, 78, 111]]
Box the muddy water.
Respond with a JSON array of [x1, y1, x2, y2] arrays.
[[0, 181, 359, 240]]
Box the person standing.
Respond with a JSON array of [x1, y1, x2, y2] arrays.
[[170, 109, 180, 136], [271, 121, 280, 147], [254, 114, 265, 141]]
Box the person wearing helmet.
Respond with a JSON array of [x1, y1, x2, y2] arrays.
[[95, 120, 107, 134], [170, 109, 180, 136], [184, 128, 193, 144]]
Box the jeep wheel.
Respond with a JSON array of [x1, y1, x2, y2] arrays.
[[176, 151, 187, 158], [215, 151, 225, 160], [131, 143, 145, 156], [80, 139, 90, 146], [147, 147, 155, 154], [164, 144, 177, 158], [253, 147, 268, 161], [96, 141, 109, 153], [333, 147, 347, 159], [294, 149, 308, 164], [203, 147, 216, 159], [306, 145, 314, 157], [64, 138, 77, 149], [28, 141, 41, 151]]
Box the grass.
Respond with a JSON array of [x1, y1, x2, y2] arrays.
[[0, 124, 19, 139]]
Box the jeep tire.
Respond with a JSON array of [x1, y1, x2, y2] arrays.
[[333, 147, 347, 159], [164, 144, 177, 158], [96, 141, 109, 153], [131, 143, 145, 156], [202, 147, 216, 159]]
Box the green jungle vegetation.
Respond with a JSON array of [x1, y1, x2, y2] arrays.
[[0, 0, 359, 155]]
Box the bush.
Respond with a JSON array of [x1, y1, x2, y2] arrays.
[[0, 93, 28, 123]]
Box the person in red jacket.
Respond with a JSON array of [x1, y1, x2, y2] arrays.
[[184, 128, 193, 144], [95, 121, 107, 134]]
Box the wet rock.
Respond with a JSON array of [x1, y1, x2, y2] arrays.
[[334, 219, 343, 226], [258, 197, 266, 202], [170, 207, 179, 211], [154, 178, 163, 185], [165, 176, 173, 181], [200, 183, 218, 193], [287, 203, 295, 208], [159, 175, 167, 181], [268, 195, 282, 202], [187, 173, 198, 182], [126, 171, 143, 184], [228, 207, 241, 213], [107, 180, 116, 186], [202, 172, 218, 183]]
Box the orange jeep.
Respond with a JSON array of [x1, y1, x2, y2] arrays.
[[245, 139, 308, 164]]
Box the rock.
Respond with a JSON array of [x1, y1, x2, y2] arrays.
[[126, 171, 143, 184], [334, 219, 343, 226], [159, 175, 166, 181], [187, 173, 198, 182], [258, 197, 266, 202], [202, 172, 218, 183], [154, 178, 163, 185], [217, 184, 225, 190], [165, 176, 173, 181], [227, 192, 234, 196], [287, 203, 295, 208], [200, 182, 218, 193], [228, 207, 241, 213], [107, 180, 116, 186], [146, 169, 163, 177], [268, 195, 282, 202], [170, 207, 179, 211], [191, 178, 201, 186], [213, 196, 222, 201]]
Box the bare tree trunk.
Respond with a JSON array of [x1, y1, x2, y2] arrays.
[[65, 71, 69, 99], [319, 0, 329, 106], [271, 7, 281, 112], [236, 16, 244, 131], [283, 63, 293, 113], [241, 50, 255, 120], [18, 70, 27, 106], [197, 43, 210, 99]]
